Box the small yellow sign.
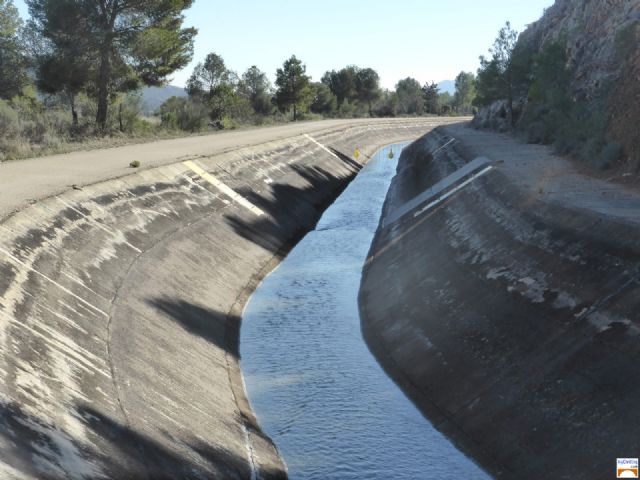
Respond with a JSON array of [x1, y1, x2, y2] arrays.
[[354, 148, 361, 160]]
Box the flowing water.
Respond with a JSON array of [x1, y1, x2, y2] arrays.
[[240, 143, 490, 479]]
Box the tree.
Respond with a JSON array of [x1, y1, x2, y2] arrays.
[[275, 55, 311, 120], [160, 95, 208, 132], [186, 52, 230, 97], [528, 42, 570, 108], [322, 66, 358, 107], [355, 68, 380, 116], [239, 65, 272, 115], [372, 89, 399, 117], [438, 92, 454, 115], [453, 71, 476, 114], [27, 0, 197, 131], [32, 12, 93, 128], [36, 52, 91, 127], [185, 52, 247, 125], [207, 83, 252, 127], [421, 81, 440, 114], [474, 21, 524, 125], [395, 77, 424, 115], [0, 0, 27, 99], [309, 82, 336, 115]]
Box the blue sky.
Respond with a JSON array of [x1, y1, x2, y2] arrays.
[[14, 0, 554, 89]]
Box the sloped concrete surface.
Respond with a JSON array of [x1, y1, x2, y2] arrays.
[[0, 119, 444, 479], [359, 124, 640, 479]]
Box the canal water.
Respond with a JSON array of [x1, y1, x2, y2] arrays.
[[240, 144, 489, 479]]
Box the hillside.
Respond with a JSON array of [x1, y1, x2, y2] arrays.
[[437, 79, 455, 95], [475, 0, 640, 170], [141, 85, 187, 114], [518, 0, 639, 102], [520, 0, 640, 168]]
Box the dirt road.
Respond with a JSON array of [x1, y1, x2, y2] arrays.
[[0, 118, 462, 218]]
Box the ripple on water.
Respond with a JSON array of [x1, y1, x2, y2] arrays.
[[241, 144, 490, 480]]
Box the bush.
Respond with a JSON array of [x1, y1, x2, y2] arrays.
[[219, 115, 238, 130], [41, 132, 63, 151], [599, 142, 623, 169], [516, 40, 626, 168], [0, 100, 20, 138], [160, 96, 209, 132], [337, 99, 357, 118], [0, 136, 30, 161], [116, 92, 143, 134]]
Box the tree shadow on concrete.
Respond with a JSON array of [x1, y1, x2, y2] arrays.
[[78, 405, 251, 480], [148, 296, 238, 356], [141, 296, 286, 479], [328, 147, 364, 171], [0, 399, 267, 480], [226, 161, 359, 253]]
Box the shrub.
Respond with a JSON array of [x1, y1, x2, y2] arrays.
[[599, 141, 623, 169], [129, 160, 140, 168], [517, 40, 624, 168], [337, 99, 357, 118], [117, 93, 143, 134], [0, 137, 30, 161], [160, 96, 209, 132], [0, 100, 20, 138], [219, 115, 238, 130], [41, 132, 63, 151]]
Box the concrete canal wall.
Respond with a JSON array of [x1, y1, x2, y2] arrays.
[[0, 119, 443, 479], [359, 125, 640, 479]]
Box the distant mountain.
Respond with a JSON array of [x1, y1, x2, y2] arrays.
[[141, 85, 187, 114], [437, 80, 455, 95]]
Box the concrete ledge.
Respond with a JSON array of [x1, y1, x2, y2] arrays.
[[0, 119, 441, 479]]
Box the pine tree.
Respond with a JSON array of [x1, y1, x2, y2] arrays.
[[27, 0, 197, 131], [275, 55, 311, 121]]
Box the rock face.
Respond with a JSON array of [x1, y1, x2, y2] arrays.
[[519, 0, 640, 102], [474, 0, 640, 166], [471, 99, 526, 132]]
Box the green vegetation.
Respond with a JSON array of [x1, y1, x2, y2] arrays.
[[275, 55, 311, 121], [474, 22, 620, 169], [474, 22, 531, 126], [27, 0, 196, 131], [453, 72, 476, 114], [0, 0, 27, 99], [0, 0, 475, 161]]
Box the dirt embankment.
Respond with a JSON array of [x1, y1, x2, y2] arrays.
[[359, 124, 640, 479], [0, 118, 441, 479]]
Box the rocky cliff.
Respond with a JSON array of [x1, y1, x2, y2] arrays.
[[476, 0, 640, 168], [519, 0, 639, 102]]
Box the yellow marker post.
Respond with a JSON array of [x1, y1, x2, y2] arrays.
[[354, 148, 361, 160]]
